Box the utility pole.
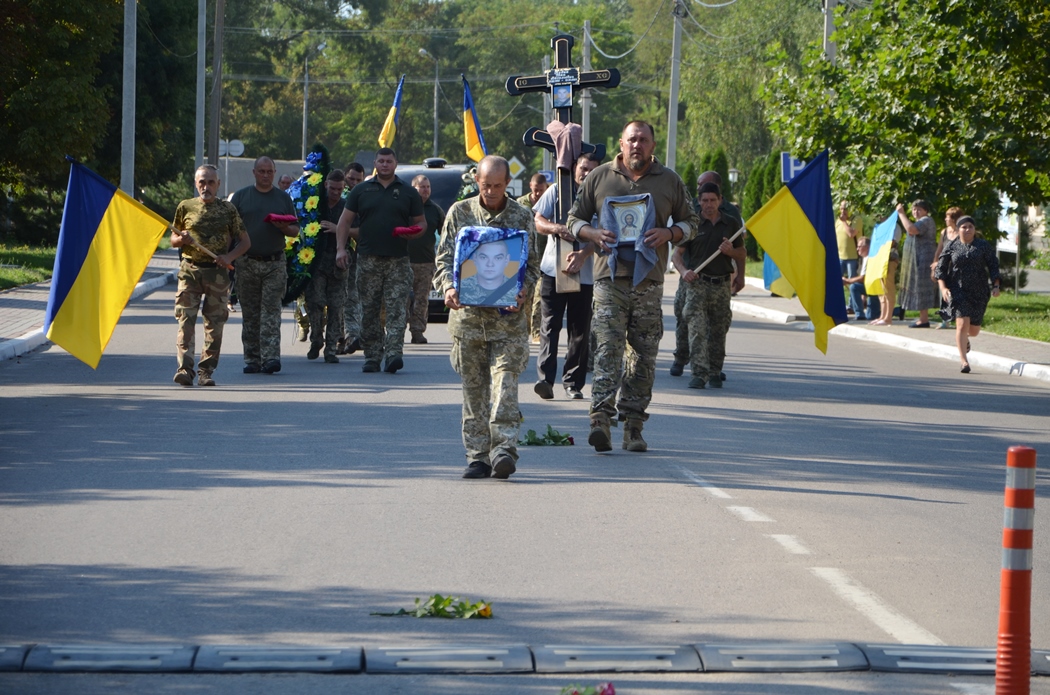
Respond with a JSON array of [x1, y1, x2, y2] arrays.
[[581, 20, 592, 144], [823, 0, 838, 65], [194, 0, 206, 170], [207, 0, 225, 168], [665, 0, 683, 170], [120, 0, 136, 195]]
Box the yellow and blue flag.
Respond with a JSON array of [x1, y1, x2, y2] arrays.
[[44, 159, 168, 368], [865, 213, 898, 297], [378, 74, 406, 148], [462, 75, 488, 162], [745, 149, 847, 353]]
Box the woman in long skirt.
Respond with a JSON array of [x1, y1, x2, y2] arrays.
[[934, 216, 1001, 373], [897, 200, 940, 328]]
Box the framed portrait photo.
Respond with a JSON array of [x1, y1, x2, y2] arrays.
[[453, 226, 530, 308], [552, 85, 573, 109]]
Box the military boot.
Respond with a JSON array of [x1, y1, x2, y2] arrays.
[[622, 420, 648, 452], [587, 415, 612, 452]]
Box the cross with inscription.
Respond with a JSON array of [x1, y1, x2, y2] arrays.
[[506, 34, 620, 292]]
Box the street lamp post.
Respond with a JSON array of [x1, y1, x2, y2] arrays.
[[419, 48, 439, 158]]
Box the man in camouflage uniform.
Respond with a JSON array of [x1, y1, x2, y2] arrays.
[[434, 155, 540, 480], [517, 172, 548, 342], [672, 181, 745, 389], [335, 148, 425, 374], [305, 169, 349, 363], [407, 174, 446, 344], [567, 121, 697, 453], [671, 170, 744, 377], [169, 165, 251, 386], [231, 156, 299, 375], [338, 162, 367, 354]]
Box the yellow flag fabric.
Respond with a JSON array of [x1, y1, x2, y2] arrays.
[[45, 162, 168, 368], [378, 75, 405, 148], [864, 213, 899, 296], [462, 75, 488, 163]]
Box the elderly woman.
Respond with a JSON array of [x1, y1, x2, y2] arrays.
[[935, 216, 1000, 373], [896, 199, 940, 327]]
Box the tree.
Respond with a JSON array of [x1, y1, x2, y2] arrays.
[[764, 0, 1050, 229], [710, 147, 730, 200]]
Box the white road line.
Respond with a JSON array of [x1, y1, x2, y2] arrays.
[[809, 567, 945, 645], [675, 467, 733, 499], [768, 534, 811, 554], [727, 506, 775, 522]]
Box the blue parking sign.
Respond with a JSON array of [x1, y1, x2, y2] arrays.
[[780, 153, 807, 183]]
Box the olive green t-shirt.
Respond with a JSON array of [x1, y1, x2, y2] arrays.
[[229, 185, 296, 256], [171, 198, 245, 265], [344, 175, 424, 258]]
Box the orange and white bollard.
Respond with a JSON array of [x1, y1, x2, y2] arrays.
[[995, 445, 1037, 695]]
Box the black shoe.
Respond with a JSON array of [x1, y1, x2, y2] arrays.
[[307, 344, 321, 360], [384, 356, 404, 373], [669, 361, 685, 377], [720, 371, 727, 381], [565, 386, 584, 400], [346, 338, 361, 355], [534, 380, 554, 400], [324, 354, 339, 364], [492, 453, 516, 480], [688, 376, 706, 389], [362, 361, 380, 373], [708, 375, 723, 388], [961, 363, 971, 374], [410, 333, 428, 344], [462, 461, 492, 479], [261, 359, 281, 374], [243, 363, 262, 374]]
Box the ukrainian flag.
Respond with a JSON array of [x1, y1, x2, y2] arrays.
[[378, 74, 405, 148], [44, 160, 168, 368], [745, 149, 847, 353], [462, 75, 488, 162], [865, 213, 898, 297]]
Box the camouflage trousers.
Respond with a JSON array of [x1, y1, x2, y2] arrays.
[[589, 278, 664, 425], [306, 263, 348, 357], [407, 262, 435, 335], [342, 252, 361, 341], [683, 278, 732, 381], [358, 254, 412, 363], [235, 256, 287, 366], [451, 335, 529, 465], [174, 261, 231, 374], [672, 280, 690, 364]]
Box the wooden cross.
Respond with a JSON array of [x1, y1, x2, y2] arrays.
[[506, 34, 620, 292]]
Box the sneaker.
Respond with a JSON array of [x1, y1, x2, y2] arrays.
[[462, 461, 492, 479], [669, 361, 685, 377], [243, 363, 262, 374], [307, 344, 321, 360], [346, 338, 362, 355], [384, 356, 404, 374], [362, 360, 381, 373], [623, 422, 647, 452], [197, 371, 216, 387], [491, 453, 517, 480], [708, 375, 723, 389], [688, 376, 706, 389], [410, 332, 428, 344], [324, 354, 339, 364], [173, 369, 193, 386], [261, 359, 281, 374], [565, 386, 584, 400], [587, 417, 612, 452], [534, 380, 555, 400]]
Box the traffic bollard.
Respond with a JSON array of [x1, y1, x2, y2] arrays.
[[995, 445, 1037, 695]]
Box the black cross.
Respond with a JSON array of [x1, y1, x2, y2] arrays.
[[506, 34, 619, 291]]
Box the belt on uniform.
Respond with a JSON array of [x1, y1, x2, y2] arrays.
[[697, 274, 731, 285], [183, 258, 217, 268], [246, 253, 284, 262]]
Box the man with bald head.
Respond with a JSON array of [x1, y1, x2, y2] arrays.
[[231, 155, 299, 374], [434, 155, 540, 480]]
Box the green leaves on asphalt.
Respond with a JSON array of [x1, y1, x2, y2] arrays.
[[519, 425, 574, 446], [372, 594, 493, 619]]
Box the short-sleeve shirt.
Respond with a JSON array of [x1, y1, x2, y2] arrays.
[[836, 219, 858, 260], [534, 184, 594, 284], [172, 198, 245, 265], [229, 185, 296, 256], [685, 212, 744, 277], [407, 198, 445, 264], [344, 175, 424, 258]]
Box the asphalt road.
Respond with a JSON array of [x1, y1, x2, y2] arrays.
[[1, 283, 1048, 694]]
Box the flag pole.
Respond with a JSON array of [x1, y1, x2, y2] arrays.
[[691, 224, 746, 274]]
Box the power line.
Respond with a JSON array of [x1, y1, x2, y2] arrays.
[[587, 0, 668, 60]]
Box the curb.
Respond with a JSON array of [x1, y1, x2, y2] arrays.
[[0, 269, 176, 363]]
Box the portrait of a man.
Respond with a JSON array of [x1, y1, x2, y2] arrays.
[[458, 239, 521, 307]]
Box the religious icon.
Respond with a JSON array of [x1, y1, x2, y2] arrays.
[[552, 85, 572, 109], [454, 227, 530, 308], [609, 199, 648, 245]]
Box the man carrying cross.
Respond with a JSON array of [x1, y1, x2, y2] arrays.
[[567, 120, 697, 453]]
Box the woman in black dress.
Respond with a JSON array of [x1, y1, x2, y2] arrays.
[[934, 216, 1000, 373]]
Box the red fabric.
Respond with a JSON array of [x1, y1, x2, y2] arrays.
[[264, 214, 298, 224], [392, 225, 422, 237]]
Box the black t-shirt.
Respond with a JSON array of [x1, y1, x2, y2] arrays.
[[344, 175, 424, 258], [686, 212, 743, 277], [407, 199, 446, 264]]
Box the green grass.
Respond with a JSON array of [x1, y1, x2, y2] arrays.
[[981, 293, 1050, 342], [0, 244, 55, 290]]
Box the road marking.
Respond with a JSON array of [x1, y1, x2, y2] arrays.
[[768, 534, 810, 554], [675, 467, 733, 498], [809, 567, 945, 645], [727, 506, 775, 522]]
